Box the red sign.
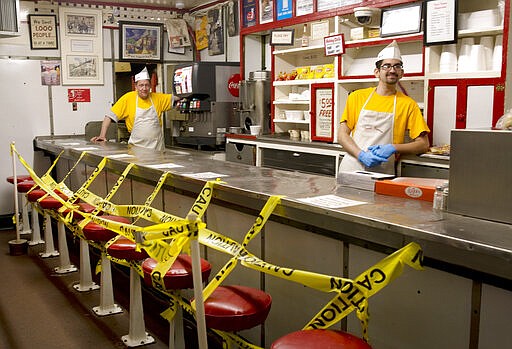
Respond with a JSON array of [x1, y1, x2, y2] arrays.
[[67, 88, 91, 103], [227, 73, 241, 97]]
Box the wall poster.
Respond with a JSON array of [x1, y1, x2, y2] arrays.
[[296, 0, 313, 16], [276, 0, 293, 20], [208, 8, 224, 55], [259, 0, 274, 24], [227, 1, 239, 36], [311, 83, 334, 142], [242, 0, 257, 27], [58, 7, 103, 85]]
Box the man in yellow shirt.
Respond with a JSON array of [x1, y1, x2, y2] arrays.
[[338, 40, 430, 175], [91, 67, 172, 150]]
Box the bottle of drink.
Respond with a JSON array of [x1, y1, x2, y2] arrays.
[[301, 24, 309, 47]]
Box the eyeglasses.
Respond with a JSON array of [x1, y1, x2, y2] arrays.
[[380, 63, 403, 71]]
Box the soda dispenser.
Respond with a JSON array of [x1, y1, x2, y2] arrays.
[[171, 62, 239, 148]]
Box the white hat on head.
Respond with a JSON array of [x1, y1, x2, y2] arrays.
[[377, 40, 402, 62], [135, 67, 150, 82]]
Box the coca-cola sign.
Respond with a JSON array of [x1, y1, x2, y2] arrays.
[[227, 73, 241, 97]]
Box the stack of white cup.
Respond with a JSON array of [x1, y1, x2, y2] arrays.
[[439, 44, 457, 73], [492, 34, 503, 71], [457, 37, 474, 72]]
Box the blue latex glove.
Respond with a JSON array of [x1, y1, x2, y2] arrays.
[[368, 144, 396, 159], [358, 151, 388, 167]]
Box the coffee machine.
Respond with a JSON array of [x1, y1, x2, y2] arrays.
[[238, 70, 271, 134], [172, 62, 239, 148]]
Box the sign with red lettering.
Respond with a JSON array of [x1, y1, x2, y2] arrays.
[[68, 88, 91, 103], [227, 73, 241, 97], [311, 83, 334, 142]]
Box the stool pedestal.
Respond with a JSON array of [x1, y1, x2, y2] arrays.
[[40, 212, 59, 258], [28, 203, 44, 246], [122, 269, 155, 347], [92, 252, 123, 316], [54, 220, 77, 274], [108, 236, 154, 347], [19, 195, 32, 235], [73, 239, 99, 292]]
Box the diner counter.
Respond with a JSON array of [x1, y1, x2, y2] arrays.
[[33, 135, 512, 287]]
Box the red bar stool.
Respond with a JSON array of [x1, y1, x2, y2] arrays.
[[201, 285, 272, 332], [80, 215, 129, 316], [14, 178, 36, 236], [38, 191, 77, 274], [25, 187, 46, 246], [27, 188, 62, 257], [62, 202, 101, 292], [142, 255, 212, 349], [107, 236, 154, 347], [271, 329, 372, 349], [6, 175, 32, 184]]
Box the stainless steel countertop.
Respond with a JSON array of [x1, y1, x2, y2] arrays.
[[33, 136, 512, 284]]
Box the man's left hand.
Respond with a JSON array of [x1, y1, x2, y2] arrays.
[[368, 144, 396, 159]]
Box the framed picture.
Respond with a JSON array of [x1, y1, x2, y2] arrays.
[[424, 0, 458, 46], [311, 83, 334, 143], [380, 3, 423, 38], [270, 29, 294, 46], [119, 21, 163, 62], [259, 0, 274, 24], [59, 7, 103, 85], [29, 14, 58, 50]]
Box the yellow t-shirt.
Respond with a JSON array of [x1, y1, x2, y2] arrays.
[[108, 91, 172, 132], [340, 87, 430, 144]]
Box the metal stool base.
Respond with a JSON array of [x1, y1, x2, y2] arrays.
[[93, 304, 123, 316], [122, 333, 155, 348], [73, 282, 100, 292], [54, 265, 78, 274]]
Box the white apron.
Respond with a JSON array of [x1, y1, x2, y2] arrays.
[[339, 89, 396, 175], [128, 95, 164, 151]]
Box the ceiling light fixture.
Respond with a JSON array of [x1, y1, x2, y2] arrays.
[[176, 1, 185, 9]]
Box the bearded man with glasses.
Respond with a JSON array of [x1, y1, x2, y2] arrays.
[[338, 40, 430, 175]]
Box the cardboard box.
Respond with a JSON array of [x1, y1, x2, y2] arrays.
[[338, 171, 395, 191], [350, 27, 368, 40], [375, 177, 449, 202]]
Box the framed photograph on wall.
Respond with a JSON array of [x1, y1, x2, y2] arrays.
[[119, 21, 163, 62], [270, 29, 294, 46], [59, 7, 103, 85], [424, 0, 458, 46], [28, 14, 58, 50], [380, 3, 423, 38]]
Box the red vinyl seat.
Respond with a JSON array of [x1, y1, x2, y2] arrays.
[[16, 180, 36, 193], [201, 285, 272, 332], [142, 255, 212, 290], [6, 175, 32, 184], [27, 188, 47, 202], [107, 236, 149, 261], [81, 215, 130, 242], [271, 329, 372, 349], [38, 191, 69, 210], [62, 202, 97, 221]]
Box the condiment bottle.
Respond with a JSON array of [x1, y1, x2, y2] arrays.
[[301, 24, 309, 47], [433, 186, 444, 210]]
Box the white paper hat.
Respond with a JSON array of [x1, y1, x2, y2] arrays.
[[135, 67, 150, 82], [377, 40, 402, 62]]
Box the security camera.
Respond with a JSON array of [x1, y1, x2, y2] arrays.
[[354, 7, 381, 28]]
